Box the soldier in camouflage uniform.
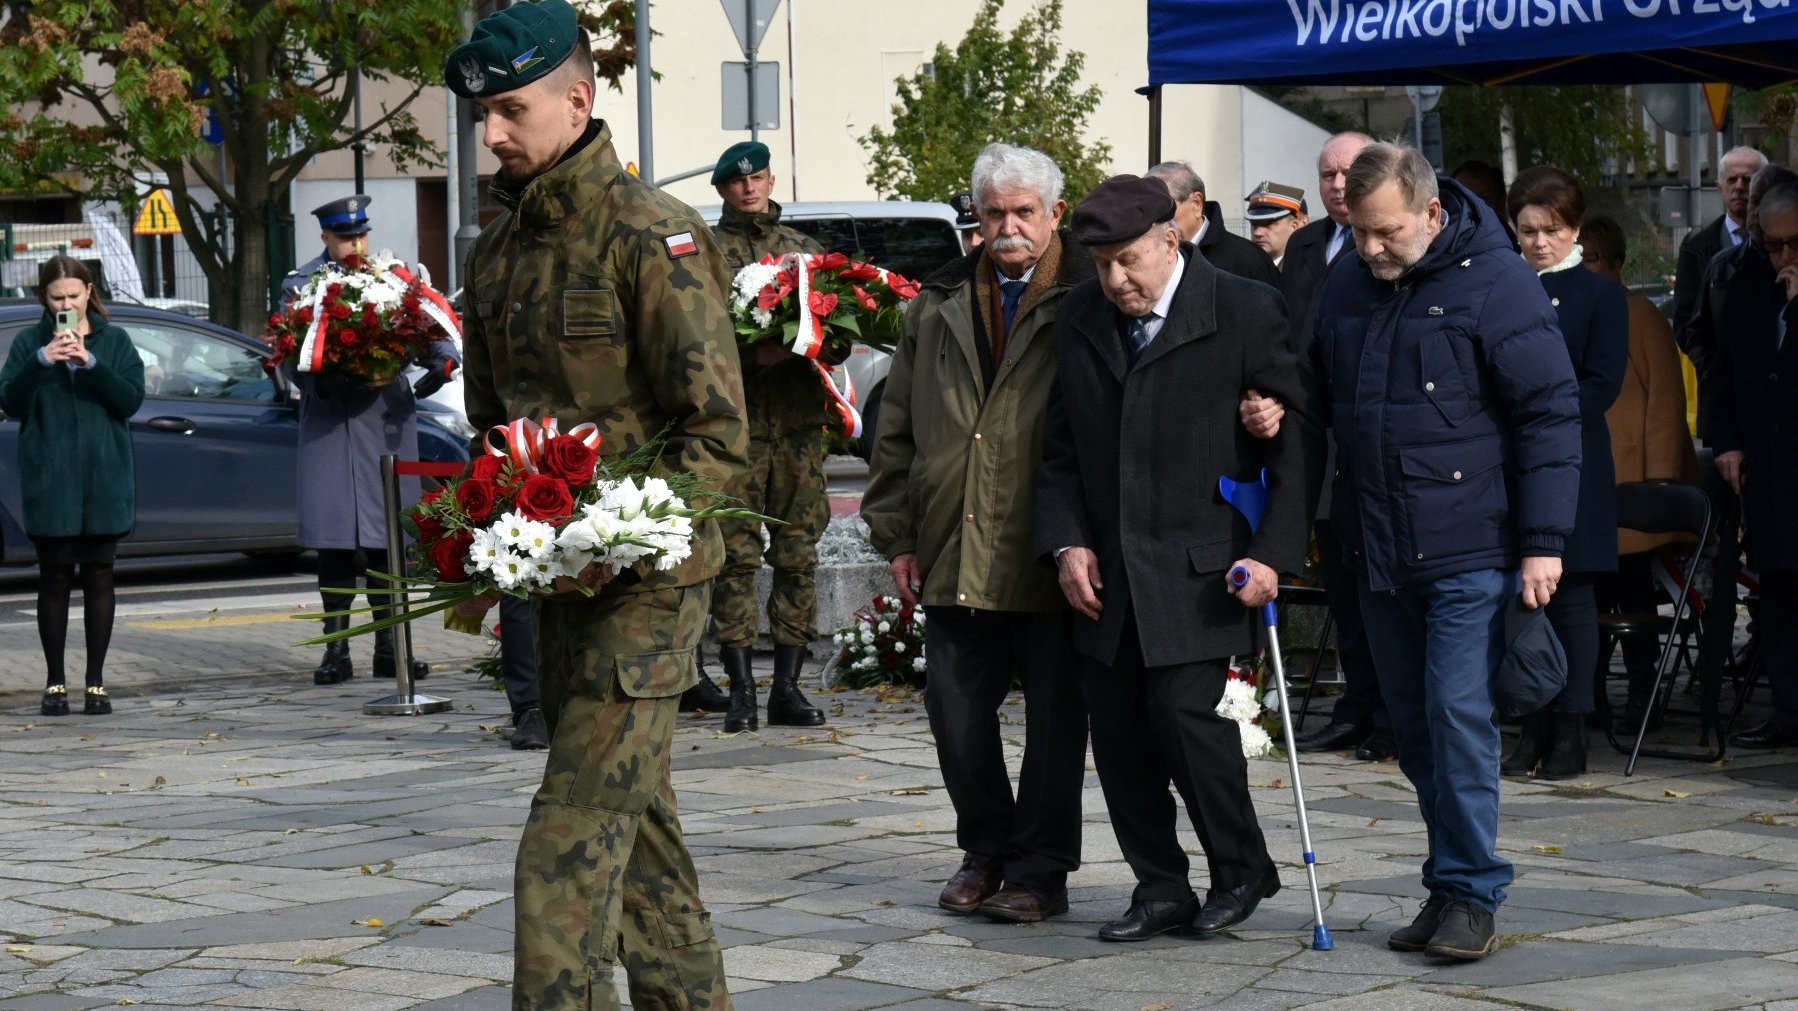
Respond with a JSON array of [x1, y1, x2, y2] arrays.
[[445, 4, 746, 1008], [703, 141, 830, 734]]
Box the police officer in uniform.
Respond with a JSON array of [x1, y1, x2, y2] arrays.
[[285, 196, 456, 686], [702, 140, 831, 734], [950, 190, 983, 254], [446, 1, 748, 1006], [283, 195, 371, 298]]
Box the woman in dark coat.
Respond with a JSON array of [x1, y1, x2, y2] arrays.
[[0, 255, 145, 716], [1502, 167, 1629, 779]]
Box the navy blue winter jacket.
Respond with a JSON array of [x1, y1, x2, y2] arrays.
[[1310, 179, 1581, 593]]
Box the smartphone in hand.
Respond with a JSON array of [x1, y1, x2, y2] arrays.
[[54, 308, 79, 333]]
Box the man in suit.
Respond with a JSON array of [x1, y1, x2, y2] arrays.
[[1259, 131, 1397, 762], [1147, 161, 1281, 287], [1035, 175, 1320, 942], [1708, 181, 1798, 750], [1674, 145, 1766, 372]]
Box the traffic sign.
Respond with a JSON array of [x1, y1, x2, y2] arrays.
[[1703, 83, 1731, 132], [722, 61, 781, 131], [719, 0, 781, 57], [133, 189, 181, 236]]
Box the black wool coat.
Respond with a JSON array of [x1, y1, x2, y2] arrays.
[[1197, 202, 1282, 289], [1707, 254, 1798, 574], [1539, 263, 1628, 575], [1033, 247, 1321, 668]]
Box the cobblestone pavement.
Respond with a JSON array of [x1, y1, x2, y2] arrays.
[[3, 654, 1797, 1011]]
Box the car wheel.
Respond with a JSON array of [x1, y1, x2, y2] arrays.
[[855, 382, 884, 462]]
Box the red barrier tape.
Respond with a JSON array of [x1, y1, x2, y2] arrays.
[[395, 460, 466, 478]]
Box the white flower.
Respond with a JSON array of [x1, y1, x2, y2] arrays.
[[495, 511, 558, 559], [1238, 722, 1275, 759], [1216, 679, 1260, 724], [877, 620, 891, 634], [914, 609, 927, 624], [524, 556, 560, 587], [912, 656, 926, 672], [468, 527, 506, 572], [488, 548, 530, 590], [893, 641, 906, 653]]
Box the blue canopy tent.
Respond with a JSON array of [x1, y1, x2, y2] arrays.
[[1147, 1, 1798, 88]]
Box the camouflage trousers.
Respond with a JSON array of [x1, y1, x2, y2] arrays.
[[711, 428, 828, 647], [515, 586, 731, 1011]]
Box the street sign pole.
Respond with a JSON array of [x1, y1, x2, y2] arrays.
[[636, 0, 654, 183]]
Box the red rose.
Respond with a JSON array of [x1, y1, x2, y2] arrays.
[[808, 289, 839, 317], [852, 284, 879, 311], [887, 273, 920, 299], [456, 478, 500, 523], [414, 512, 446, 544], [515, 473, 575, 522], [537, 435, 599, 487], [468, 455, 506, 483], [329, 301, 351, 320], [428, 529, 474, 582], [840, 261, 881, 281]]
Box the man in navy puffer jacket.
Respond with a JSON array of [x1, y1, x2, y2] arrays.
[[1311, 144, 1580, 961]]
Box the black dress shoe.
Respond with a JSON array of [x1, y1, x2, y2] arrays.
[[1355, 727, 1398, 761], [1730, 721, 1798, 750], [1294, 722, 1369, 752], [1097, 896, 1199, 942], [1191, 867, 1281, 935], [40, 684, 69, 717]]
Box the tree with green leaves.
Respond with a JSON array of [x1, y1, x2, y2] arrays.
[[860, 0, 1111, 208], [0, 0, 640, 332], [1437, 85, 1653, 187]]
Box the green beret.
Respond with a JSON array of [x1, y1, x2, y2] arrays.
[[444, 0, 578, 100], [711, 142, 771, 186]]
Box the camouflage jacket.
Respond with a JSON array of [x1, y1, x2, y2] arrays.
[[461, 120, 748, 594], [713, 202, 829, 436]]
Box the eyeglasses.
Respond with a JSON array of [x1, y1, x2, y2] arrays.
[[1762, 234, 1798, 254]]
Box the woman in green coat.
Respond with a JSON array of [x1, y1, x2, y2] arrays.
[[0, 255, 145, 716]]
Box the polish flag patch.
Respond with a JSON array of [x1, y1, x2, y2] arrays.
[[664, 232, 698, 258]]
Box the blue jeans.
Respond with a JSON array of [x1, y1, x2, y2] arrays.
[[1358, 568, 1514, 910]]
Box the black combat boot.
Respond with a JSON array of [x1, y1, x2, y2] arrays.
[[680, 644, 732, 713], [313, 616, 353, 685], [1500, 710, 1549, 777], [1537, 710, 1588, 780], [721, 646, 758, 733], [767, 644, 826, 727]]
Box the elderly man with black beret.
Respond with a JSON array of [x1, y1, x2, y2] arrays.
[[1034, 174, 1321, 942]]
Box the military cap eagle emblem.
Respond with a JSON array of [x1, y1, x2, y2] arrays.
[[737, 157, 754, 175], [458, 56, 487, 95]]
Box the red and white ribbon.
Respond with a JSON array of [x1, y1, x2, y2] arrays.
[[297, 287, 330, 374], [779, 252, 827, 360], [817, 362, 861, 439], [389, 264, 463, 341], [484, 416, 602, 473]]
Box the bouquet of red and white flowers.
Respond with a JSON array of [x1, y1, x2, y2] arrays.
[[728, 251, 920, 359], [1221, 657, 1281, 759], [264, 252, 459, 385], [828, 594, 927, 688], [298, 417, 767, 643]]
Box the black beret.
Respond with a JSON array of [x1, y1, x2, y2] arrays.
[[1071, 175, 1177, 247], [445, 0, 578, 100]]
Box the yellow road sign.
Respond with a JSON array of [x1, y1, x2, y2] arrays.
[[133, 189, 181, 236], [1703, 83, 1731, 133]]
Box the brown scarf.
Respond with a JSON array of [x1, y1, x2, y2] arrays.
[[974, 232, 1063, 365]]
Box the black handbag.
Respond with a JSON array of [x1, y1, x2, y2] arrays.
[[1492, 596, 1567, 719]]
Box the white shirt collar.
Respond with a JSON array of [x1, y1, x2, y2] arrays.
[[1137, 253, 1187, 343], [1192, 215, 1209, 245], [1725, 215, 1746, 245]]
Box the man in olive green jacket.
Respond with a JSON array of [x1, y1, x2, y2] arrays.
[[446, 3, 747, 1008], [863, 143, 1091, 924]]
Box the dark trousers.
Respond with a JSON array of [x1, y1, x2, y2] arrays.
[[1082, 615, 1274, 903], [1546, 575, 1600, 713], [922, 607, 1086, 892], [1316, 520, 1390, 730], [499, 594, 542, 720], [1761, 573, 1798, 726], [1596, 554, 1663, 690]]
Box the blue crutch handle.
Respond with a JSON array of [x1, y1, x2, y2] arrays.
[[1227, 565, 1280, 628]]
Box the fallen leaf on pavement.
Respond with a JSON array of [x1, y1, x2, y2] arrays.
[[356, 917, 385, 928], [1664, 789, 1691, 798], [418, 917, 454, 927], [1531, 844, 1563, 854], [1367, 817, 1381, 827], [1143, 1003, 1175, 1011], [890, 788, 928, 796], [235, 778, 252, 786], [360, 865, 373, 875]]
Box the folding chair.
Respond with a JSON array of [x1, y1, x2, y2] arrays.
[[1276, 584, 1338, 731], [1598, 481, 1713, 774]]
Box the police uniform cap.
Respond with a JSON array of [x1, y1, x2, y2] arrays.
[[949, 191, 979, 232], [1245, 180, 1308, 222], [312, 195, 372, 236], [711, 141, 771, 186], [444, 0, 578, 100], [1070, 175, 1178, 247]]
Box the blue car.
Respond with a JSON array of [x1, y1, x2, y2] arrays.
[[0, 303, 473, 564]]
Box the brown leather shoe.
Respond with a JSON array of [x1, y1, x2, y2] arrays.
[[937, 864, 1002, 914], [978, 884, 1069, 923]]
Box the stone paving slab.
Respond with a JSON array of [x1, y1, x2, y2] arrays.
[[2, 667, 1797, 1009]]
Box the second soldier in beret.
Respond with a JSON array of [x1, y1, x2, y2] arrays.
[[444, 0, 748, 1006], [1033, 173, 1320, 942], [702, 140, 832, 733]]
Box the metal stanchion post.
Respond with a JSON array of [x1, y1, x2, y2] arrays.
[[365, 453, 452, 716]]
